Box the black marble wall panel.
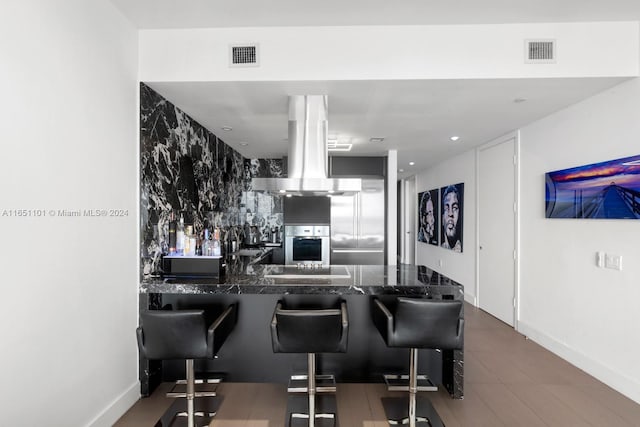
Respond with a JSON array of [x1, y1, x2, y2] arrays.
[[140, 83, 283, 275], [242, 158, 284, 237]]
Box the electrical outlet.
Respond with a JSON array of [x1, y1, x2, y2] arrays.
[[605, 254, 623, 271], [438, 259, 443, 267]]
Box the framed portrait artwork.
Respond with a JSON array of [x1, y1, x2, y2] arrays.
[[440, 183, 464, 252], [417, 189, 439, 245]]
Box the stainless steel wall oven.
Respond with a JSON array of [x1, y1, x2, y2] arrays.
[[284, 225, 330, 266]]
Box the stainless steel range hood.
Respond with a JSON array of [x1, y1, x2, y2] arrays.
[[251, 95, 361, 195]]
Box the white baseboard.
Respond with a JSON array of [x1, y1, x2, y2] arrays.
[[87, 381, 140, 427], [517, 321, 640, 405], [464, 292, 477, 306]]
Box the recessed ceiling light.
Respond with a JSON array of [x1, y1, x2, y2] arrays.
[[286, 194, 292, 198], [369, 137, 385, 143], [450, 136, 460, 142], [328, 141, 352, 152], [279, 189, 286, 193], [409, 162, 415, 166], [514, 98, 527, 103], [239, 142, 249, 146], [398, 169, 404, 173], [221, 126, 233, 131]]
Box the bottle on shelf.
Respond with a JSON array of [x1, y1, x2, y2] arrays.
[[230, 226, 238, 253], [212, 226, 221, 256], [168, 212, 177, 254], [195, 230, 202, 256], [176, 213, 185, 256], [202, 228, 213, 256], [189, 226, 197, 256], [185, 225, 196, 256]]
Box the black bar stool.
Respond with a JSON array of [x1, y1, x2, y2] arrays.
[[271, 296, 348, 427], [166, 303, 237, 399], [372, 297, 463, 427], [137, 303, 237, 427]]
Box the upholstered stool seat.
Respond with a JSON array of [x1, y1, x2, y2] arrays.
[[372, 297, 463, 427], [271, 297, 348, 427], [137, 304, 237, 427]]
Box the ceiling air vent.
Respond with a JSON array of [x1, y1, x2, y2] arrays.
[[229, 44, 259, 67], [525, 39, 556, 64]]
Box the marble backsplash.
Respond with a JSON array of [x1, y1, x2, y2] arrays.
[[140, 83, 284, 275]]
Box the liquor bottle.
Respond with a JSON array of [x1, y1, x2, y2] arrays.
[[168, 212, 177, 254], [189, 227, 197, 256], [212, 226, 221, 256], [176, 213, 185, 256], [195, 231, 202, 256], [202, 228, 213, 256], [184, 225, 195, 256]]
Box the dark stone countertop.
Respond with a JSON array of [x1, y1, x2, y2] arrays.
[[140, 249, 463, 297]]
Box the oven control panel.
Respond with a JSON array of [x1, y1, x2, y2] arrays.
[[285, 225, 329, 237]]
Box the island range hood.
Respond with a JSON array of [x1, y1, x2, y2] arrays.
[[251, 95, 361, 195]]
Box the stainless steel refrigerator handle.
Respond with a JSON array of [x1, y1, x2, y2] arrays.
[[332, 249, 384, 253], [353, 193, 360, 246]]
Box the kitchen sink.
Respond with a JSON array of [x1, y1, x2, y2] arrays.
[[264, 265, 351, 280]]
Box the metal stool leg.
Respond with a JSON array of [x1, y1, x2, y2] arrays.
[[309, 353, 316, 427], [386, 349, 432, 426], [186, 359, 195, 427], [289, 353, 336, 427], [167, 359, 217, 427], [288, 353, 336, 394], [167, 359, 221, 398]]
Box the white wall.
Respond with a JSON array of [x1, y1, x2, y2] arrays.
[[415, 150, 477, 303], [139, 22, 638, 82], [415, 75, 640, 404], [518, 76, 640, 404], [0, 1, 139, 425]]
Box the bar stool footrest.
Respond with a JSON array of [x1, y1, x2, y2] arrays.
[[288, 374, 337, 393], [153, 396, 220, 427], [167, 373, 224, 398], [166, 379, 220, 398], [290, 412, 336, 427], [381, 396, 444, 427], [383, 374, 438, 392], [287, 394, 337, 427]]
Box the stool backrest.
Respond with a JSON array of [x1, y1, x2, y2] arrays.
[[394, 298, 463, 350], [272, 303, 348, 353], [137, 310, 209, 360]]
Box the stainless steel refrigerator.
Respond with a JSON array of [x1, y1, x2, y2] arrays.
[[330, 179, 385, 264]]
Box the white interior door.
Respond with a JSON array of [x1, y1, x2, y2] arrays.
[[479, 137, 517, 326]]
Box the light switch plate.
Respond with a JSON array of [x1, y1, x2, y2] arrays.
[[596, 252, 605, 268]]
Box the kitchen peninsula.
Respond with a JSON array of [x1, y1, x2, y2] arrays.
[[139, 255, 465, 399], [139, 86, 463, 401]]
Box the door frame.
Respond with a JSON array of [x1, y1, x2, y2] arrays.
[[398, 176, 416, 265], [404, 176, 416, 264], [475, 131, 521, 330]]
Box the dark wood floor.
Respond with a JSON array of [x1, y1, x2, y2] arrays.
[[115, 303, 640, 426]]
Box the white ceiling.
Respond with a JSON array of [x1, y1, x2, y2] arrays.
[[114, 1, 640, 177], [147, 78, 628, 174], [110, 0, 640, 29]]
